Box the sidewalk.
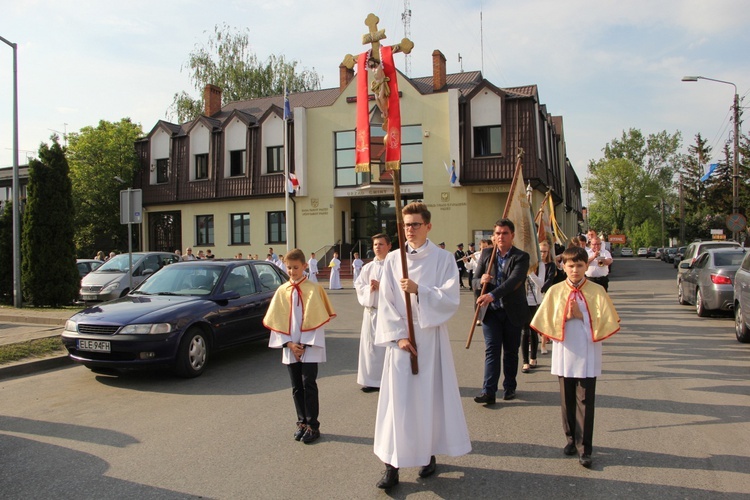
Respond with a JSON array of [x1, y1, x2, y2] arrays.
[[0, 307, 74, 380]]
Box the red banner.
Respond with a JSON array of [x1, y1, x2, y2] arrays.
[[381, 46, 401, 171], [355, 53, 370, 172]]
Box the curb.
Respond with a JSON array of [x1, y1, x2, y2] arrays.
[[0, 355, 72, 381]]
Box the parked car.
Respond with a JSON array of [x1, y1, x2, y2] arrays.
[[79, 252, 181, 302], [655, 248, 664, 260], [620, 247, 634, 257], [76, 259, 103, 278], [647, 247, 657, 258], [733, 251, 750, 343], [664, 247, 678, 263], [637, 247, 648, 257], [676, 240, 742, 280], [63, 259, 288, 377], [677, 248, 745, 317], [673, 246, 687, 268]]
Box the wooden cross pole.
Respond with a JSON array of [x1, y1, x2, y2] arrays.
[[350, 13, 418, 374]]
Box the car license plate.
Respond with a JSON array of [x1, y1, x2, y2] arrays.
[[78, 340, 111, 352], [82, 294, 98, 301]]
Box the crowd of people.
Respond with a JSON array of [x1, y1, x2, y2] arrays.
[[259, 202, 620, 491]]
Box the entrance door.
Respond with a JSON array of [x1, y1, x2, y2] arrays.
[[149, 211, 182, 252], [351, 196, 422, 252]]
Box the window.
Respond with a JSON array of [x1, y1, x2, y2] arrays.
[[156, 158, 169, 183], [231, 213, 250, 245], [195, 153, 208, 180], [473, 125, 502, 157], [400, 125, 423, 184], [196, 215, 214, 245], [267, 146, 284, 173], [267, 211, 286, 244], [229, 150, 246, 177], [334, 131, 364, 187]]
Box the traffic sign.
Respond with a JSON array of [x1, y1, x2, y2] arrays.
[[726, 213, 746, 233]]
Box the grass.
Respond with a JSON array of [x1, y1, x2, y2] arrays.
[[0, 337, 66, 365]]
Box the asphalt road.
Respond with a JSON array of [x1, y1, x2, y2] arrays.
[[1, 258, 748, 499]]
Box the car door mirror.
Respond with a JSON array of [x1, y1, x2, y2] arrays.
[[679, 261, 690, 269], [213, 290, 240, 301]]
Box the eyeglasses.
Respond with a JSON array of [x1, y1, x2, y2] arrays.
[[404, 222, 424, 229]]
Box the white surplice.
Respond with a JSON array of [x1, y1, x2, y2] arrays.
[[329, 258, 342, 290], [373, 240, 472, 468], [307, 258, 319, 283], [550, 291, 602, 378], [354, 259, 386, 388], [352, 258, 364, 284]]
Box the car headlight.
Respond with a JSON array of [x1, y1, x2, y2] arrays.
[[119, 323, 173, 335], [101, 281, 120, 294], [64, 320, 78, 332]]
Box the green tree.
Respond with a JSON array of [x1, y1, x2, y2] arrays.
[[0, 201, 15, 303], [21, 139, 79, 306], [170, 24, 322, 123], [587, 158, 659, 235], [67, 118, 143, 258], [628, 218, 661, 250]]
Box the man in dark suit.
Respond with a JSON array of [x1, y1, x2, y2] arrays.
[[473, 218, 530, 404], [454, 243, 466, 288]]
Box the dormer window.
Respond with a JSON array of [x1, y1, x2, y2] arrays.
[[473, 125, 502, 157], [229, 150, 246, 177], [267, 146, 284, 173], [156, 158, 169, 183], [195, 154, 209, 180]]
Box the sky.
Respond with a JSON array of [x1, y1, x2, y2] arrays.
[[1, 0, 749, 198]]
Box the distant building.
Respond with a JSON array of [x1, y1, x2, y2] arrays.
[[134, 49, 582, 260], [0, 165, 28, 213]]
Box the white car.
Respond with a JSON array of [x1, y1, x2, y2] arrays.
[[637, 247, 648, 257], [621, 247, 634, 257]]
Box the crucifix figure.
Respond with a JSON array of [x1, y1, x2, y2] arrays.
[[346, 13, 417, 374]]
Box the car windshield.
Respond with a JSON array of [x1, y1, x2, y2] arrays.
[[133, 264, 222, 296], [714, 252, 745, 267], [95, 254, 139, 273]]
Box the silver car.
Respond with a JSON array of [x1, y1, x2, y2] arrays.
[[733, 251, 750, 343], [676, 240, 741, 280], [80, 252, 181, 302], [678, 248, 745, 317]]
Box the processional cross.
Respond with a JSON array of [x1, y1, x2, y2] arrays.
[[343, 13, 418, 374]]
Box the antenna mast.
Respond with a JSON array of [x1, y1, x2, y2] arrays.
[[402, 0, 412, 76], [480, 10, 484, 75]]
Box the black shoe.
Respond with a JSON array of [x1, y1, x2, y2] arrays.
[[473, 393, 496, 404], [301, 427, 320, 444], [361, 386, 380, 393], [579, 454, 592, 468], [563, 443, 576, 456], [376, 464, 399, 489], [293, 424, 307, 441], [418, 455, 436, 478], [503, 390, 516, 401]]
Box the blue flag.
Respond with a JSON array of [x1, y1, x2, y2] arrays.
[[700, 163, 718, 182], [283, 90, 292, 121]]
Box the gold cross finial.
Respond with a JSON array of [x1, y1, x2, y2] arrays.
[[341, 13, 414, 69], [362, 13, 387, 61]]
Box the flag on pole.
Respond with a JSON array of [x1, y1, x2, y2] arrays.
[[283, 88, 292, 121], [443, 160, 459, 186], [700, 163, 718, 182], [503, 157, 539, 272], [288, 172, 300, 194]]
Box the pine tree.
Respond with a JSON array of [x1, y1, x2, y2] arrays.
[[21, 139, 79, 306], [0, 201, 15, 303]]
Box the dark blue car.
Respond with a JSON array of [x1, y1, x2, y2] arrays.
[[62, 260, 287, 377]]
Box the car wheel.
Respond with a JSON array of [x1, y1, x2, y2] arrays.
[[695, 289, 709, 317], [677, 281, 689, 305], [174, 327, 209, 378], [736, 305, 750, 343]]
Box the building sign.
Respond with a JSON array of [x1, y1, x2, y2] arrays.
[[608, 234, 626, 244]]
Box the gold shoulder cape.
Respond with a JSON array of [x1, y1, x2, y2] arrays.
[[262, 278, 336, 335], [530, 279, 620, 342]]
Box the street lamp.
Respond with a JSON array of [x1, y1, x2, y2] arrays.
[[682, 75, 741, 241], [1, 35, 22, 308]]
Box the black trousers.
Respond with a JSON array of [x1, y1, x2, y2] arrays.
[[587, 275, 609, 291], [521, 305, 539, 363], [287, 362, 320, 430], [559, 376, 596, 457]]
